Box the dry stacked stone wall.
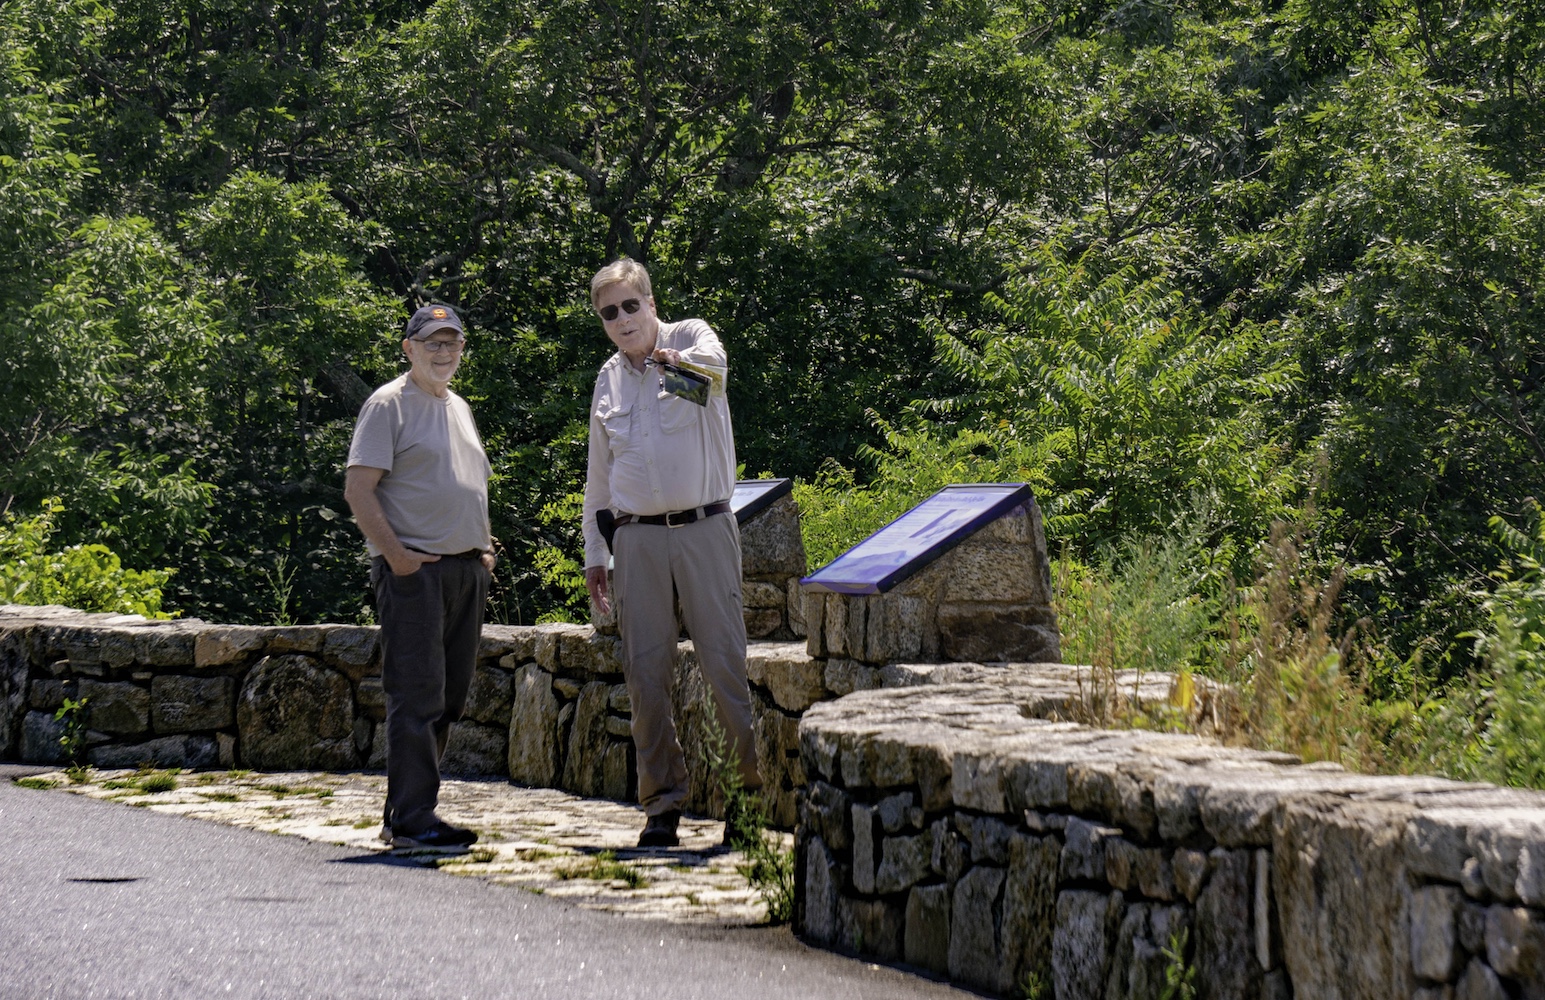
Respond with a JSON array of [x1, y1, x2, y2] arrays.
[[795, 680, 1545, 1000]]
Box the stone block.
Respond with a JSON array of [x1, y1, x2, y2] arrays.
[[931, 818, 968, 882], [482, 624, 535, 664], [837, 896, 903, 961], [508, 664, 560, 787], [950, 866, 1009, 994], [602, 741, 632, 801], [561, 682, 611, 797], [1136, 848, 1177, 902], [236, 654, 356, 770], [1052, 889, 1120, 1000], [876, 832, 934, 894], [804, 781, 852, 852], [744, 581, 785, 610], [1456, 958, 1508, 1000], [553, 677, 583, 700], [1274, 798, 1416, 1000], [877, 791, 920, 834], [21, 710, 65, 763], [1406, 813, 1473, 884], [748, 653, 827, 712], [937, 603, 1060, 663], [322, 626, 379, 680], [1462, 858, 1489, 900], [1196, 849, 1255, 1000], [1485, 904, 1545, 980], [134, 627, 196, 667], [1106, 837, 1139, 891], [442, 720, 507, 776], [824, 659, 880, 697], [607, 684, 631, 713], [1411, 885, 1462, 982], [604, 713, 632, 739], [862, 593, 925, 665], [150, 675, 235, 733], [905, 884, 952, 974], [956, 813, 1014, 865], [1106, 902, 1190, 1000], [29, 679, 64, 711], [739, 493, 807, 577], [942, 541, 1046, 604], [1175, 848, 1209, 902], [357, 677, 386, 722], [78, 679, 150, 736], [1004, 832, 1061, 990], [1460, 900, 1488, 954], [1470, 813, 1545, 906], [853, 803, 878, 894], [194, 626, 269, 667], [787, 579, 807, 638], [559, 627, 622, 678], [464, 664, 513, 726], [90, 734, 218, 770], [263, 626, 327, 654], [1061, 817, 1122, 882], [802, 835, 839, 945]]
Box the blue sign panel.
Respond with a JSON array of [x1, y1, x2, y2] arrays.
[[731, 478, 793, 525], [801, 484, 1035, 595]]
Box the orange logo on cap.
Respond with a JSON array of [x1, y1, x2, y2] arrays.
[[432, 307, 447, 318]]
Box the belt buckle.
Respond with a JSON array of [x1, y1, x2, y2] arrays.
[[666, 509, 692, 528]]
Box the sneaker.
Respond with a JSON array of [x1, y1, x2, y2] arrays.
[[378, 824, 393, 846], [390, 821, 479, 851], [637, 809, 681, 848]]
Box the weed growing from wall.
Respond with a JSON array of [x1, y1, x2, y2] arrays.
[[697, 715, 794, 924]]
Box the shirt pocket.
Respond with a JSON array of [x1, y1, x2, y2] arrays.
[[657, 393, 701, 435], [598, 400, 633, 447]]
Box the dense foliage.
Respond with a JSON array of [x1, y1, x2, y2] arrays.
[[3, 0, 1543, 773]]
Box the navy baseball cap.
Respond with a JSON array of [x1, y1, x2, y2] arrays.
[[405, 303, 464, 339]]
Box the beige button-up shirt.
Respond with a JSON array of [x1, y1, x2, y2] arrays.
[[583, 319, 736, 569]]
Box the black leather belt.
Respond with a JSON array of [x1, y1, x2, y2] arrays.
[[406, 547, 485, 559], [615, 501, 732, 528]]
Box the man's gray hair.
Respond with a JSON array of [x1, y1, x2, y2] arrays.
[[590, 257, 653, 309]]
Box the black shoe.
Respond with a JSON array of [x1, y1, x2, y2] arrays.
[[721, 795, 761, 849], [638, 810, 681, 848], [391, 820, 478, 851]]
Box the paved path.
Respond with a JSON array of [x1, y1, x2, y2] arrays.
[[2, 766, 974, 999]]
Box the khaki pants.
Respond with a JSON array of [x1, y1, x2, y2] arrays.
[[613, 512, 761, 816]]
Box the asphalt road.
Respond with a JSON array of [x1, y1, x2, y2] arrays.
[[0, 767, 974, 1000]]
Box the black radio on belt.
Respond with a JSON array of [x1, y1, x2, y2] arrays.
[[596, 509, 617, 553]]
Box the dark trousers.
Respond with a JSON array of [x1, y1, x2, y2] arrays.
[[371, 555, 489, 836]]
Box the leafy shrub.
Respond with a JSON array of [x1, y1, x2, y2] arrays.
[[1410, 502, 1545, 789], [0, 498, 173, 617]]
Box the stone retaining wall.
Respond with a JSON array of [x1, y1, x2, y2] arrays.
[[795, 680, 1545, 999], [0, 605, 877, 826]]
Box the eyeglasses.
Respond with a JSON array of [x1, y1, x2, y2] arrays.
[[598, 298, 644, 322], [416, 338, 465, 354]]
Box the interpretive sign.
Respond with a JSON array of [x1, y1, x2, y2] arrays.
[[801, 483, 1036, 595], [731, 478, 793, 525]]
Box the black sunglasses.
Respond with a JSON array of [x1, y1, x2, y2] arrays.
[[598, 298, 644, 322]]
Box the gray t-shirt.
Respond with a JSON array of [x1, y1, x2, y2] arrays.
[[347, 374, 492, 557]]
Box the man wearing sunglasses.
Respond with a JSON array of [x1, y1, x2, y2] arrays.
[[344, 302, 495, 851], [582, 258, 762, 849]]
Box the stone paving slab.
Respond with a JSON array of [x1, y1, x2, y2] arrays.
[[14, 767, 785, 926]]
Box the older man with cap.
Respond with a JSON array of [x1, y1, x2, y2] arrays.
[[344, 302, 495, 851], [582, 258, 762, 849]]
